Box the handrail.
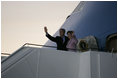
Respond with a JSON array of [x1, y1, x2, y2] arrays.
[[25, 43, 78, 50], [1, 53, 11, 55], [24, 43, 77, 51], [1, 48, 35, 73], [1, 46, 25, 63], [23, 43, 57, 48], [1, 43, 57, 63], [2, 43, 78, 64]]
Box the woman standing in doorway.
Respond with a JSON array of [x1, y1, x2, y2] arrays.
[[66, 31, 78, 51]]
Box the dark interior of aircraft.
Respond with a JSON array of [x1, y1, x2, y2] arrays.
[[106, 33, 117, 53]]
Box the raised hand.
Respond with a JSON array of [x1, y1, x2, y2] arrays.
[[44, 26, 48, 33]]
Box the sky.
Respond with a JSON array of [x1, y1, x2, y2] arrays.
[[1, 1, 79, 54]]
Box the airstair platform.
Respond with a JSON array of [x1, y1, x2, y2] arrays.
[[1, 45, 117, 78]]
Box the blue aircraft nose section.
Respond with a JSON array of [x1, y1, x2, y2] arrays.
[[45, 1, 117, 51]]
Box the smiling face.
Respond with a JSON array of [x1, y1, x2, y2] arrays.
[[59, 29, 65, 37], [67, 32, 72, 39]]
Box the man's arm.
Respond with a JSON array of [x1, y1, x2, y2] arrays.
[[44, 27, 57, 42]]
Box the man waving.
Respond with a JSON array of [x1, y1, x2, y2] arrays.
[[44, 27, 69, 51]]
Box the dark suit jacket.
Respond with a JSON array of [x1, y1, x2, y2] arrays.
[[46, 33, 69, 51]]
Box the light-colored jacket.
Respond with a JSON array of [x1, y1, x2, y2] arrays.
[[66, 36, 78, 51]]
